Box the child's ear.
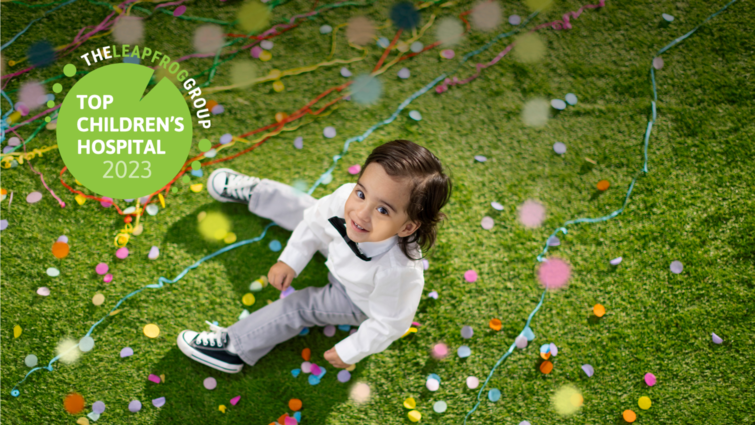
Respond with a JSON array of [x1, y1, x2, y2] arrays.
[[398, 221, 421, 238]]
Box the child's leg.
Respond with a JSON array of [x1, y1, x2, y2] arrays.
[[248, 179, 316, 232], [226, 273, 368, 366]]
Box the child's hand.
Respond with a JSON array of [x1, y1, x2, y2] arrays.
[[324, 347, 351, 369], [268, 261, 296, 291]]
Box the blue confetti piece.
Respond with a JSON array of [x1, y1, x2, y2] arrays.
[[488, 388, 501, 402], [539, 344, 550, 354], [337, 325, 351, 332], [291, 369, 301, 377], [191, 169, 204, 177], [521, 326, 535, 341], [294, 411, 301, 422], [299, 327, 310, 336], [123, 55, 141, 64], [269, 240, 282, 252], [377, 37, 390, 48], [457, 345, 471, 358], [87, 411, 101, 421], [428, 373, 441, 383], [317, 367, 326, 379], [308, 374, 320, 385]]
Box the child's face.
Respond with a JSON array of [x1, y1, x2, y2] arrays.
[[344, 162, 420, 244]]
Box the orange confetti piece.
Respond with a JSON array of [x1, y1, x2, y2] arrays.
[[52, 241, 70, 259], [302, 348, 311, 361], [64, 392, 85, 414], [489, 318, 502, 331], [275, 112, 288, 123], [288, 398, 302, 411], [597, 179, 610, 191], [278, 413, 289, 425], [540, 360, 553, 374], [623, 409, 637, 423], [540, 351, 551, 360], [207, 100, 218, 111], [593, 304, 606, 318]]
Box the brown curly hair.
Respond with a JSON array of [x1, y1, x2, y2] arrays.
[[357, 140, 452, 260]]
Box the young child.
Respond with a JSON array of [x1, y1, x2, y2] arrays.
[[177, 140, 452, 373]]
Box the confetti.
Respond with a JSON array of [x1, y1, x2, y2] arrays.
[[662, 13, 675, 22], [515, 335, 528, 349], [260, 40, 274, 50], [597, 179, 610, 191], [19, 81, 46, 110], [301, 362, 311, 373], [521, 98, 550, 127], [26, 191, 43, 203], [79, 336, 95, 352], [670, 260, 683, 274], [509, 15, 522, 25], [481, 216, 494, 230], [474, 155, 487, 162], [64, 393, 85, 414], [457, 345, 471, 358], [337, 370, 351, 382], [548, 236, 561, 246], [398, 67, 411, 79], [310, 363, 322, 376], [638, 396, 651, 410], [432, 343, 448, 359], [552, 385, 582, 416], [489, 318, 502, 331], [237, 1, 270, 32], [538, 257, 571, 289], [148, 246, 160, 260], [348, 164, 361, 175], [410, 41, 424, 53], [409, 110, 422, 121], [550, 343, 558, 356], [113, 16, 143, 44], [95, 263, 109, 275], [488, 388, 501, 402], [218, 405, 226, 413], [194, 25, 225, 53], [553, 142, 567, 154], [610, 257, 622, 266], [565, 93, 578, 105], [464, 270, 478, 283], [104, 274, 113, 283], [470, 0, 502, 31], [116, 247, 129, 259], [623, 410, 637, 423], [426, 378, 439, 391], [148, 374, 161, 384], [0, 219, 7, 231], [593, 304, 606, 317], [408, 410, 422, 422], [143, 324, 160, 338], [644, 372, 656, 386], [346, 16, 375, 46], [513, 33, 546, 63], [551, 99, 567, 110], [712, 333, 723, 344], [466, 376, 479, 389], [323, 127, 337, 138], [173, 5, 186, 16], [92, 293, 105, 306], [324, 325, 336, 337], [152, 397, 166, 408], [582, 364, 594, 377], [92, 401, 106, 414], [230, 395, 241, 406], [76, 418, 89, 425], [242, 293, 255, 306], [428, 290, 438, 299], [291, 368, 301, 377], [320, 25, 333, 34], [540, 360, 553, 374], [25, 354, 38, 367], [461, 326, 474, 339], [433, 400, 448, 413], [128, 400, 142, 412], [522, 326, 535, 340], [120, 347, 134, 358], [436, 17, 464, 46], [37, 287, 50, 296], [440, 49, 455, 59], [46, 267, 60, 277]]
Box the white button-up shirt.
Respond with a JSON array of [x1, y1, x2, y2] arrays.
[[277, 183, 425, 364]]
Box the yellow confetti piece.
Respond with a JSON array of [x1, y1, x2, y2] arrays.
[[218, 405, 226, 413], [638, 396, 651, 410], [158, 193, 165, 208], [14, 325, 22, 338], [143, 324, 160, 338], [269, 69, 282, 80], [346, 363, 356, 372], [75, 194, 86, 205], [408, 410, 422, 422], [7, 111, 21, 124], [76, 417, 90, 425], [273, 80, 285, 92], [259, 275, 268, 287], [92, 293, 105, 306], [224, 232, 237, 244], [259, 50, 272, 61], [401, 327, 418, 338], [160, 374, 166, 383], [403, 397, 416, 409], [242, 293, 255, 306], [190, 183, 203, 193], [109, 309, 121, 316]]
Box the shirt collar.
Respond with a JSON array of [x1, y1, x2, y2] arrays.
[[356, 235, 398, 259]]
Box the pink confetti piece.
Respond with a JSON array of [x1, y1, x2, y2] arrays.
[[464, 270, 478, 283], [309, 363, 322, 376], [116, 247, 129, 259], [173, 5, 186, 17], [148, 374, 161, 384], [37, 287, 50, 296], [26, 191, 42, 203], [100, 197, 113, 208], [537, 258, 571, 289], [644, 372, 656, 386], [104, 273, 113, 283], [230, 395, 241, 406], [347, 164, 361, 175], [95, 263, 109, 275], [519, 199, 546, 228], [431, 343, 448, 359]]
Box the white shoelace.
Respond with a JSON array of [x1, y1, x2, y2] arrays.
[[223, 173, 259, 202], [195, 320, 227, 348]]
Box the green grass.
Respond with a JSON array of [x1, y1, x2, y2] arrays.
[[2, 0, 754, 424]]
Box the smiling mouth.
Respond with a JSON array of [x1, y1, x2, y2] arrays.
[[350, 218, 368, 233]]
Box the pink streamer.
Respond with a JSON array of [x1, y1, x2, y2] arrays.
[[154, 0, 188, 9], [436, 0, 606, 94]]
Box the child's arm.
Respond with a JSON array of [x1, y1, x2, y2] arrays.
[[333, 265, 424, 365], [277, 183, 356, 278]]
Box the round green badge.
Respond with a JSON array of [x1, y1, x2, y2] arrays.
[[57, 63, 192, 199]]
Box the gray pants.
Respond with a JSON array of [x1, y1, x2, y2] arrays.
[[226, 179, 369, 366]]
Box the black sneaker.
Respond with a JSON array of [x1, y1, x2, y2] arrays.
[[207, 168, 260, 204], [177, 321, 244, 373]]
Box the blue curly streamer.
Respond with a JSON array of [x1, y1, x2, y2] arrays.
[[462, 1, 741, 423]]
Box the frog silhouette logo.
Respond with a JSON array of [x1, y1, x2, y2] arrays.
[[57, 63, 192, 199]]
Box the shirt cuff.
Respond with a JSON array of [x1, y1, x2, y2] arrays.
[[277, 246, 311, 277], [334, 335, 365, 365]]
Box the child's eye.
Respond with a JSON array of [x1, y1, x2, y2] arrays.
[[356, 190, 365, 199], [378, 207, 388, 215]]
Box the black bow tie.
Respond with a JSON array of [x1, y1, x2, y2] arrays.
[[328, 216, 372, 262]]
